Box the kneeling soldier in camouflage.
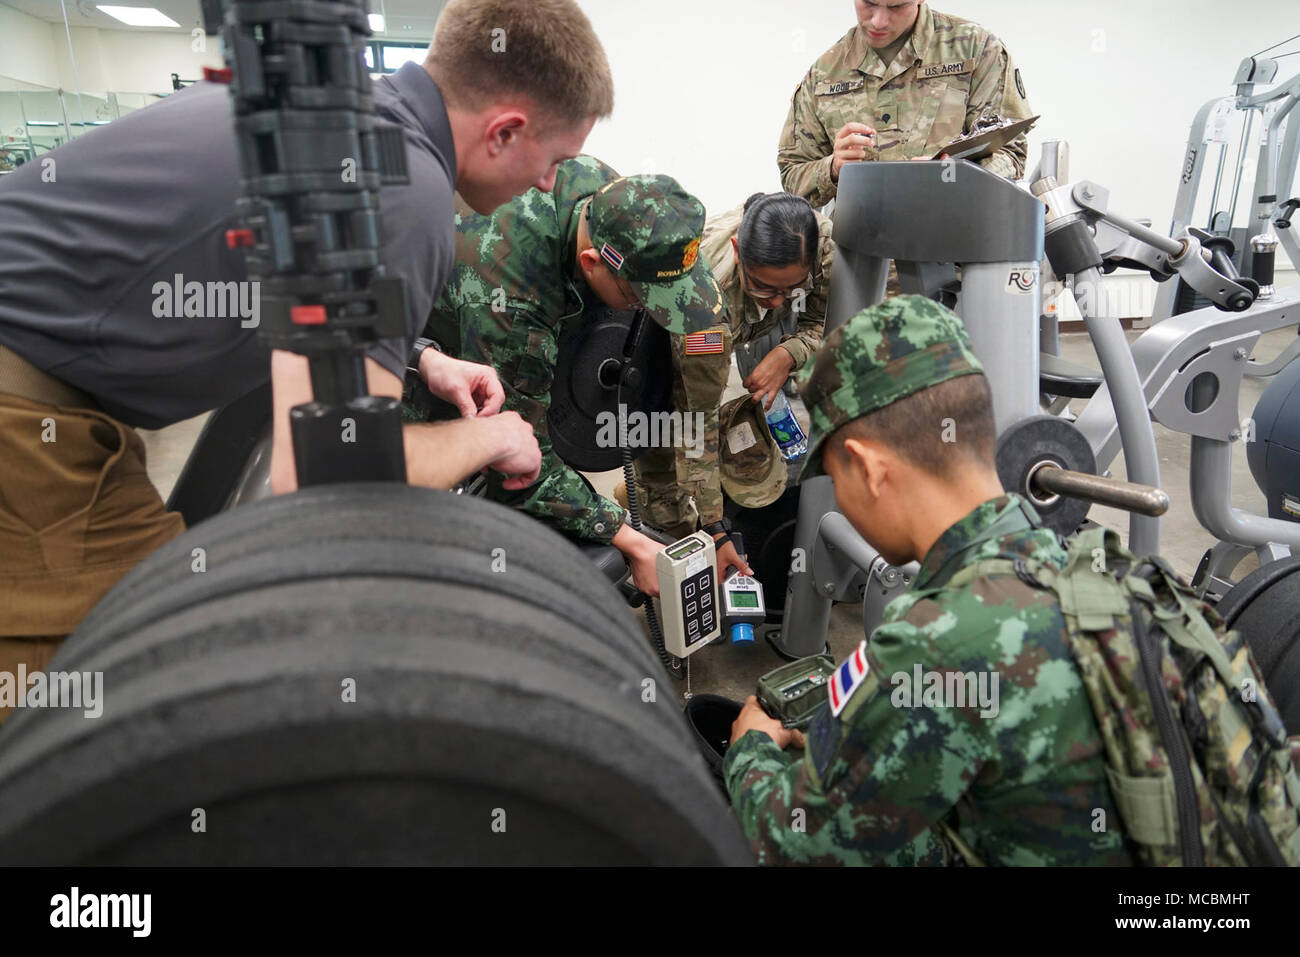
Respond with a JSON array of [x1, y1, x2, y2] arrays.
[[725, 296, 1135, 865], [423, 159, 724, 597]]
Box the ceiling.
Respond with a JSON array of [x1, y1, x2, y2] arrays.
[[1, 0, 443, 39]]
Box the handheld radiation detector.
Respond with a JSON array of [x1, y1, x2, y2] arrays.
[[655, 532, 722, 658]]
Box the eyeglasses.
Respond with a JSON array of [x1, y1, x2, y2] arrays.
[[737, 260, 810, 301]]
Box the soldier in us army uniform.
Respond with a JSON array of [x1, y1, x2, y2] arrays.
[[421, 156, 724, 597], [724, 296, 1135, 866], [778, 1, 1033, 209], [630, 193, 834, 575]]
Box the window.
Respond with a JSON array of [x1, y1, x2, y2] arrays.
[[380, 44, 426, 72]]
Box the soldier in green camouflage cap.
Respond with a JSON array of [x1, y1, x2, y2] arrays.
[[778, 1, 1033, 208], [798, 293, 981, 483], [724, 296, 1136, 865], [414, 156, 724, 597], [585, 175, 723, 334]]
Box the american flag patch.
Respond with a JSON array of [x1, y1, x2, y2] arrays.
[[829, 641, 869, 717], [684, 331, 724, 355], [600, 243, 625, 271]]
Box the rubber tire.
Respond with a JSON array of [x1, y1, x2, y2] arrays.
[[1215, 556, 1300, 735], [0, 485, 752, 866]]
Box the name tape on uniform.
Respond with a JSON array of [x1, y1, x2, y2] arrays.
[[920, 58, 975, 79]]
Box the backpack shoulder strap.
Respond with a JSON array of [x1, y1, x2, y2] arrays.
[[1125, 559, 1237, 683], [1051, 526, 1132, 630], [935, 818, 986, 867]]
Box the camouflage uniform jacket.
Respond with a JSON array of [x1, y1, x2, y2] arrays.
[[432, 155, 625, 544], [778, 3, 1033, 207], [663, 205, 833, 526], [724, 494, 1134, 865]]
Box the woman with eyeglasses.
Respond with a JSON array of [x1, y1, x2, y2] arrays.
[[627, 191, 833, 578]]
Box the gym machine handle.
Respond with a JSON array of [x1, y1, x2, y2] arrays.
[[1189, 228, 1244, 284], [1038, 178, 1261, 314], [1278, 198, 1300, 230], [1031, 465, 1170, 518], [1168, 230, 1259, 312]]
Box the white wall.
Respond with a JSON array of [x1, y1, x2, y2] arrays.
[[3, 0, 1296, 277], [65, 26, 225, 94], [0, 6, 222, 95], [580, 0, 1298, 250], [0, 5, 61, 89]]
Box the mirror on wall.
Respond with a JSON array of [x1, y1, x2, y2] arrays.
[[0, 88, 166, 173], [0, 0, 439, 176]]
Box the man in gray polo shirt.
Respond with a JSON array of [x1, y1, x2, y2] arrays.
[[0, 0, 615, 700]]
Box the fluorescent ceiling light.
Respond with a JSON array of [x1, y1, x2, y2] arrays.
[[368, 13, 385, 32], [96, 6, 181, 27]]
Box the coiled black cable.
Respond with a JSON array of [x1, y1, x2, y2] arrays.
[[618, 310, 677, 675]]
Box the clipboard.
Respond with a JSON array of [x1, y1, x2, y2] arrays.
[[933, 115, 1039, 162]]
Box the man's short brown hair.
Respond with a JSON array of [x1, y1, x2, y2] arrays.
[[830, 373, 997, 478], [426, 0, 614, 127]]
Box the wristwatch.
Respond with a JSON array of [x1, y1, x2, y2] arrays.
[[407, 336, 441, 373], [703, 519, 733, 549]]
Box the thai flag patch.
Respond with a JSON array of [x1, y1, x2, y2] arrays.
[[684, 331, 725, 355], [600, 243, 625, 271], [828, 641, 870, 717]]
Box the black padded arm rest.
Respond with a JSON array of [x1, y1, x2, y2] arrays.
[[1041, 352, 1104, 399]]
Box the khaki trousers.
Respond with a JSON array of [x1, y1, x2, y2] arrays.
[[0, 392, 184, 723]]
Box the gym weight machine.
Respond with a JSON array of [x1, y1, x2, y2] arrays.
[[769, 155, 1300, 709], [1151, 46, 1300, 383]]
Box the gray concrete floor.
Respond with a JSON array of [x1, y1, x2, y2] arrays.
[[137, 327, 1296, 706]]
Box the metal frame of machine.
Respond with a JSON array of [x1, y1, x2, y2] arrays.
[[772, 149, 1299, 658], [1151, 51, 1300, 383]]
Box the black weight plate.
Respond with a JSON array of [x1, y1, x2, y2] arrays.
[[996, 415, 1097, 537], [549, 306, 672, 472], [1216, 556, 1300, 691]]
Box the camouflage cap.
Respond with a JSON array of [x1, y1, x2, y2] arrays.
[[587, 175, 725, 335], [797, 296, 984, 481], [719, 395, 787, 508]]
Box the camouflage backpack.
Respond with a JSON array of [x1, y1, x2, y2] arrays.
[[945, 525, 1300, 866]]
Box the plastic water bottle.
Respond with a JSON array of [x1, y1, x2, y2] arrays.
[[764, 390, 808, 460]]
